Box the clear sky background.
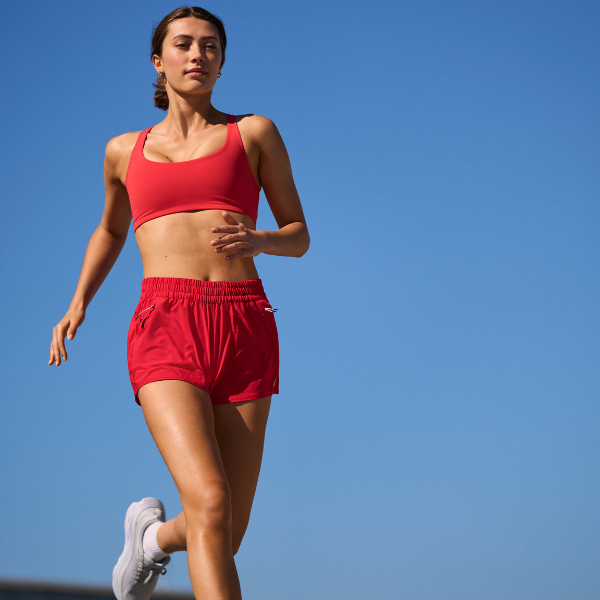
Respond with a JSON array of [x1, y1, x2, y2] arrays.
[[1, 0, 598, 598]]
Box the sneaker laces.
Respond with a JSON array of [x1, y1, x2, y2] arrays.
[[135, 553, 169, 586], [141, 567, 166, 586]]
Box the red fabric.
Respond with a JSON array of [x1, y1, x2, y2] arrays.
[[127, 277, 279, 405], [126, 115, 260, 232]]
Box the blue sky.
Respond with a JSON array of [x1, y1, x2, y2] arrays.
[[1, 0, 598, 598]]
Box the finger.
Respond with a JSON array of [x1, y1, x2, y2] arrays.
[[51, 329, 62, 366], [55, 325, 68, 363], [221, 211, 239, 225], [224, 248, 251, 260], [217, 241, 249, 254], [211, 233, 242, 247], [58, 339, 68, 362], [210, 225, 239, 234]]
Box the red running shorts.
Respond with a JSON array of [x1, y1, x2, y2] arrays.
[[127, 277, 279, 406]]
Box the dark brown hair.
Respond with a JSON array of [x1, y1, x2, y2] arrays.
[[150, 6, 227, 111]]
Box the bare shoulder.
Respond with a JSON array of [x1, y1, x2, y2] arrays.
[[104, 130, 143, 183], [105, 130, 141, 163], [235, 113, 281, 144]]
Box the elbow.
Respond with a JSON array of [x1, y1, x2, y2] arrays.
[[99, 219, 130, 242], [295, 228, 310, 257]]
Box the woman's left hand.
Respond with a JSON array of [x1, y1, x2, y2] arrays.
[[210, 211, 264, 260]]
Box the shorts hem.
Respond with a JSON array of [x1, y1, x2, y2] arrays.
[[211, 388, 279, 405], [133, 377, 210, 406]]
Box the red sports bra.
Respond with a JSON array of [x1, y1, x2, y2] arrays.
[[126, 114, 260, 232]]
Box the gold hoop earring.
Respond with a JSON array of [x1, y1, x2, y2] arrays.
[[217, 72, 222, 78]]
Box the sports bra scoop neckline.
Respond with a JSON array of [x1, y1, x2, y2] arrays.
[[140, 118, 232, 165], [126, 113, 261, 232]]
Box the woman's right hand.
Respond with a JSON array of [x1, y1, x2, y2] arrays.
[[49, 306, 86, 366]]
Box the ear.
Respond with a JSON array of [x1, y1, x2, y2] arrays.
[[152, 54, 163, 72]]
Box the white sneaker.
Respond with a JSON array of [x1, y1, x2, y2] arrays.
[[112, 497, 171, 600]]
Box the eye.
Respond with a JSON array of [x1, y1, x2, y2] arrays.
[[176, 43, 188, 48]]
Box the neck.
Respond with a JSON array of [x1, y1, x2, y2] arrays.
[[159, 88, 225, 136]]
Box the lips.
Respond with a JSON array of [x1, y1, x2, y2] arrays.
[[186, 69, 207, 75]]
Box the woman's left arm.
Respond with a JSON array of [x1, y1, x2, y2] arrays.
[[210, 116, 310, 259]]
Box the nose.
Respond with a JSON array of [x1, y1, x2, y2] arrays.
[[190, 43, 203, 62]]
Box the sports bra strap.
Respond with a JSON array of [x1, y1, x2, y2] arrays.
[[226, 114, 247, 153]]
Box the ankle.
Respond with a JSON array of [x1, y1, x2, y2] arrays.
[[143, 521, 169, 562]]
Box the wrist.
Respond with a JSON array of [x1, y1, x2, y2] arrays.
[[255, 229, 272, 255], [69, 297, 87, 312]]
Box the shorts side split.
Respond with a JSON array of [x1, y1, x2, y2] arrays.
[[127, 277, 279, 406]]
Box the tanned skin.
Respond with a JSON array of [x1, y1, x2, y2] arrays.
[[49, 16, 309, 600]]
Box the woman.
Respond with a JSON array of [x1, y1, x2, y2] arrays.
[[48, 6, 309, 599]]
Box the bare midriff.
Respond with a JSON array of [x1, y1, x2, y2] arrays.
[[134, 209, 259, 282]]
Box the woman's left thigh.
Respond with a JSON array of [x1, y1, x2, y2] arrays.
[[213, 396, 271, 550]]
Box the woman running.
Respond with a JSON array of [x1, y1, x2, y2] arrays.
[[48, 6, 309, 599]]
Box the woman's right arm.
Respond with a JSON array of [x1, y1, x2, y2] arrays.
[[49, 133, 137, 366]]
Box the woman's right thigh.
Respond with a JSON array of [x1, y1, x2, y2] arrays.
[[138, 380, 231, 515]]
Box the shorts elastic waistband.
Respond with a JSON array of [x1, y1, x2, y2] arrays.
[[140, 277, 267, 303]]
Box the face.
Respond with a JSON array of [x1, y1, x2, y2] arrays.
[[153, 17, 223, 95]]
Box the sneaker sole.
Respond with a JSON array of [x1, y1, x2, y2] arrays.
[[112, 497, 166, 600]]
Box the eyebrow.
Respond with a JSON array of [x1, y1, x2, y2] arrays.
[[172, 34, 219, 41]]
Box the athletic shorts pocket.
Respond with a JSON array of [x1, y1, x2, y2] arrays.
[[133, 302, 156, 328], [253, 298, 278, 315], [127, 298, 156, 366], [252, 299, 279, 353]]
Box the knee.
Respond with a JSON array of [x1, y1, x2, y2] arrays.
[[183, 482, 232, 532]]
